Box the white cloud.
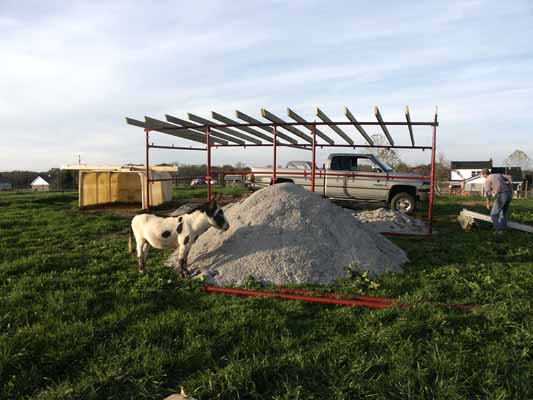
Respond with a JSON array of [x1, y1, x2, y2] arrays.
[[0, 0, 532, 170]]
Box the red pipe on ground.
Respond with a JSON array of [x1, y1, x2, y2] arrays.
[[277, 287, 396, 304], [203, 285, 478, 311], [204, 285, 392, 309]]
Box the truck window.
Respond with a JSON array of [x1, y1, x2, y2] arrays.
[[330, 156, 357, 171], [356, 158, 380, 172]]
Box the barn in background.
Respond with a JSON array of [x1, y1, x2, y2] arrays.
[[61, 165, 177, 209], [31, 176, 50, 192]]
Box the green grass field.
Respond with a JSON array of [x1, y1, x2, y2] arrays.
[[1, 191, 532, 399]]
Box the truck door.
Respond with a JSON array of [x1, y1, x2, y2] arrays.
[[327, 155, 356, 198], [348, 156, 388, 200]]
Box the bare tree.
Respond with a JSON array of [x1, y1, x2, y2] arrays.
[[504, 149, 531, 170], [368, 134, 402, 167]]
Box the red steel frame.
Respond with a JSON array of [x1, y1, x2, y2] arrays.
[[139, 113, 438, 235]]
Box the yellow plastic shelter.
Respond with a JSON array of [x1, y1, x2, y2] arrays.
[[61, 165, 177, 209]]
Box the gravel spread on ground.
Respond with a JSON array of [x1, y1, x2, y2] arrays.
[[168, 184, 408, 286], [353, 208, 428, 234]]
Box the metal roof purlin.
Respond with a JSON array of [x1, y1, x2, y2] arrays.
[[128, 117, 222, 145], [374, 106, 395, 146], [405, 106, 415, 147], [261, 108, 312, 144], [286, 108, 334, 145], [165, 114, 245, 145], [316, 107, 354, 145], [211, 111, 273, 143], [235, 110, 298, 144], [344, 107, 374, 145], [187, 113, 262, 144]]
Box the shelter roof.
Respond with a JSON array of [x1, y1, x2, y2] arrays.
[[127, 106, 438, 149], [61, 164, 177, 172], [31, 176, 49, 186]]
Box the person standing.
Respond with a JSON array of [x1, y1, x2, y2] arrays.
[[481, 168, 512, 233]]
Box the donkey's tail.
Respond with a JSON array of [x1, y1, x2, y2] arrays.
[[128, 224, 133, 255]]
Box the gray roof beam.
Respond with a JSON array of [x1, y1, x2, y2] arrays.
[[144, 116, 223, 145], [187, 113, 262, 144], [261, 108, 312, 144], [126, 117, 220, 145], [235, 110, 298, 144], [316, 107, 354, 145], [166, 114, 244, 145], [405, 106, 415, 147], [211, 112, 273, 143], [286, 108, 334, 145], [344, 107, 374, 145], [373, 106, 395, 146]]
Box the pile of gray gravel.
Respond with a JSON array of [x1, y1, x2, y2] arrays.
[[353, 208, 428, 234], [168, 183, 408, 286]]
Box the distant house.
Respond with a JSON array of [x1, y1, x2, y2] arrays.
[[450, 162, 523, 196], [450, 160, 493, 182], [0, 176, 12, 191], [31, 176, 50, 192]]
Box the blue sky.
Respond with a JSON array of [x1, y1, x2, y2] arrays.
[[1, 0, 532, 170]]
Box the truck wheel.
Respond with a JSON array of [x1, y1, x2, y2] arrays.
[[390, 192, 416, 214]]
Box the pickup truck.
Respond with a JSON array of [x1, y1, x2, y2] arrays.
[[247, 153, 430, 214]]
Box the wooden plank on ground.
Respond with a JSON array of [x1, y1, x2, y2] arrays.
[[460, 209, 533, 233]]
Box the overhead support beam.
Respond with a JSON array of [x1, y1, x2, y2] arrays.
[[286, 108, 334, 145], [235, 110, 298, 144], [211, 111, 273, 143], [166, 114, 244, 145], [187, 113, 262, 144], [344, 107, 374, 145], [316, 107, 354, 145], [374, 106, 395, 146], [126, 117, 223, 145], [405, 106, 415, 147], [261, 108, 312, 143], [144, 117, 223, 145]]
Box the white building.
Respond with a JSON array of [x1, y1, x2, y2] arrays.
[[450, 160, 493, 182], [31, 176, 50, 192]]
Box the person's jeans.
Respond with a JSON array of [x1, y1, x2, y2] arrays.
[[491, 191, 512, 231]]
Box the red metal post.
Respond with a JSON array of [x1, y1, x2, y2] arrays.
[[145, 129, 150, 210], [428, 122, 437, 234], [206, 126, 212, 201], [311, 122, 316, 192], [272, 124, 277, 184]]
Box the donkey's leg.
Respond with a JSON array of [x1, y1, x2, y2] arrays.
[[136, 239, 147, 273], [141, 242, 150, 270], [177, 235, 193, 277]]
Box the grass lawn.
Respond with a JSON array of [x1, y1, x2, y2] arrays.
[[0, 190, 532, 399]]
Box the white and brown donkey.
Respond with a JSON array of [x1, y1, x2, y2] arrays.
[[128, 194, 229, 275]]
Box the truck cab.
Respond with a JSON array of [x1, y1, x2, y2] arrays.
[[248, 153, 430, 214]]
